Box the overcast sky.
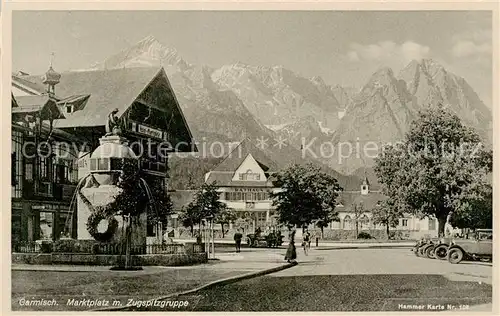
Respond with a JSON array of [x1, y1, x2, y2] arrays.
[[12, 10, 493, 106]]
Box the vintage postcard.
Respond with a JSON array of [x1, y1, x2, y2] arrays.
[[2, 1, 498, 314]]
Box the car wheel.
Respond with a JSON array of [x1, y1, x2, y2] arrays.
[[425, 246, 436, 259], [434, 245, 448, 260], [413, 247, 419, 256], [418, 246, 426, 257], [448, 248, 464, 264]]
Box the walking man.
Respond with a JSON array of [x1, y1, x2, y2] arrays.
[[234, 229, 243, 253]]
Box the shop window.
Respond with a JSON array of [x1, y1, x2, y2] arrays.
[[11, 214, 22, 244], [25, 162, 33, 181], [58, 212, 72, 239], [39, 212, 53, 240]]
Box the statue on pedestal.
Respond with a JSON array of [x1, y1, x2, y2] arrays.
[[105, 108, 122, 136]]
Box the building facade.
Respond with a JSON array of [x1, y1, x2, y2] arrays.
[[204, 140, 281, 233], [11, 65, 195, 243], [329, 178, 440, 239]]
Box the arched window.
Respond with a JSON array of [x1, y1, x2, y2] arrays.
[[343, 215, 352, 230], [360, 215, 370, 230]]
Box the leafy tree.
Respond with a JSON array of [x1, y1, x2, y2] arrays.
[[146, 184, 174, 228], [109, 160, 148, 269], [179, 181, 226, 236], [316, 210, 339, 238], [352, 202, 365, 237], [112, 161, 148, 218], [371, 199, 402, 238], [374, 105, 492, 237], [450, 174, 492, 230], [215, 207, 238, 238], [271, 163, 342, 230], [179, 204, 202, 237]]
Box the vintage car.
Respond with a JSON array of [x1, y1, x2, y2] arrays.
[[420, 238, 442, 258], [413, 237, 439, 257], [447, 229, 492, 264], [247, 231, 284, 248], [426, 237, 454, 260]]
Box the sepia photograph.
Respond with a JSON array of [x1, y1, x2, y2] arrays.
[[4, 5, 497, 313]]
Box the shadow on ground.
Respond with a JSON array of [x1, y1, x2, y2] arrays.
[[162, 274, 492, 312]]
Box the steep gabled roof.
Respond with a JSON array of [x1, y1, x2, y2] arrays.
[[12, 74, 45, 95], [12, 95, 50, 112], [336, 191, 386, 212], [11, 95, 64, 119], [21, 67, 161, 128], [212, 138, 278, 172]]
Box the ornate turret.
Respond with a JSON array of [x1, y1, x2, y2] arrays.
[[41, 53, 61, 95]]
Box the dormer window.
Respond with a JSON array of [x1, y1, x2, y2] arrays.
[[66, 105, 73, 113]]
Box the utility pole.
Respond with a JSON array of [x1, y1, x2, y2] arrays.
[[211, 217, 215, 259]]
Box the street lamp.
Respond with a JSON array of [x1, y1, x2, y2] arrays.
[[206, 214, 215, 259]]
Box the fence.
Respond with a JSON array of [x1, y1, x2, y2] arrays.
[[12, 240, 205, 255]]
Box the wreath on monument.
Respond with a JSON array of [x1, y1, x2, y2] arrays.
[[79, 160, 146, 243], [78, 177, 120, 243], [86, 205, 119, 243]]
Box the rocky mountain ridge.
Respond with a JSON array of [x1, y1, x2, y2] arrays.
[[86, 36, 492, 175]]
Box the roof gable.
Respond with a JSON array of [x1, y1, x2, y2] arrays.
[[12, 74, 45, 96], [213, 138, 277, 172], [12, 96, 63, 119], [129, 68, 195, 152], [232, 154, 268, 181], [336, 191, 386, 212]]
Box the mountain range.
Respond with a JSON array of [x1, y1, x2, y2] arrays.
[[86, 35, 492, 182]]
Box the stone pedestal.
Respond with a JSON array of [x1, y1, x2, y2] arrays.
[[75, 134, 145, 247]]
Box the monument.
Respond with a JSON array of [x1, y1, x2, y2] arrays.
[[76, 110, 147, 250]]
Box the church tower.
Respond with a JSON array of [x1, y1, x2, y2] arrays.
[[41, 53, 61, 96], [361, 176, 370, 195]]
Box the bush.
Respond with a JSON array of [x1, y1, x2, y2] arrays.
[[357, 232, 372, 239], [54, 239, 82, 253], [389, 231, 411, 240], [40, 240, 53, 253]]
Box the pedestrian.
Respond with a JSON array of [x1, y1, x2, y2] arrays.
[[284, 228, 297, 263], [302, 229, 311, 255], [234, 229, 243, 253]]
